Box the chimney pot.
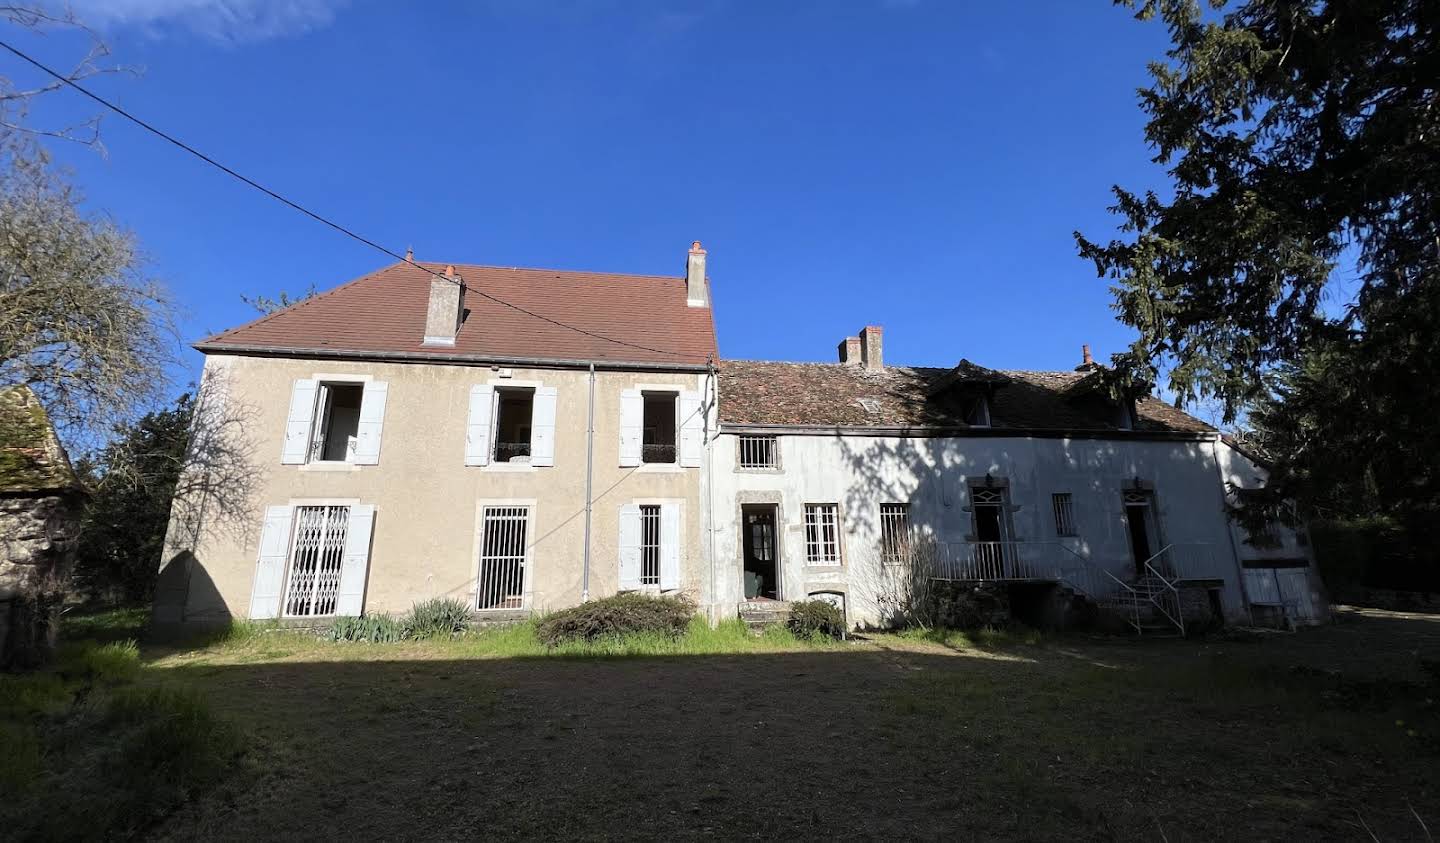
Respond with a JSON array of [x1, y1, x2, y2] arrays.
[[859, 325, 884, 371], [423, 268, 465, 346], [838, 336, 862, 365], [685, 241, 708, 308], [1076, 344, 1099, 372], [404, 246, 414, 262]]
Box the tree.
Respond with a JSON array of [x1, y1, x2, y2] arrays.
[[241, 284, 318, 315], [73, 393, 194, 602], [1, 5, 126, 147], [1076, 1, 1438, 541]]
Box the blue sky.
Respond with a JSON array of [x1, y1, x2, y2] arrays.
[[8, 0, 1175, 387]]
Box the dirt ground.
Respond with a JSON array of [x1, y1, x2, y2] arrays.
[[152, 608, 1440, 841]]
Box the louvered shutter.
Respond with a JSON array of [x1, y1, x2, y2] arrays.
[[353, 382, 389, 465], [619, 389, 642, 467], [335, 504, 376, 616], [678, 391, 703, 467], [660, 503, 681, 590], [248, 505, 293, 619], [618, 504, 642, 590], [530, 386, 558, 467], [465, 384, 495, 466], [281, 380, 318, 464]]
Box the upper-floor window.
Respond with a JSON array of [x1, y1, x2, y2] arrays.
[[1051, 493, 1077, 537], [465, 383, 556, 468], [281, 378, 389, 466], [642, 392, 677, 464], [804, 503, 842, 565], [738, 434, 778, 469], [879, 502, 910, 564], [493, 388, 534, 464]]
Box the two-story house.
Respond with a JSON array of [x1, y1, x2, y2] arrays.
[[153, 244, 718, 631]]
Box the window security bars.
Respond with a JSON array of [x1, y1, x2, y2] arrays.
[[478, 506, 528, 610], [1052, 493, 1077, 537], [880, 503, 911, 564], [284, 505, 350, 617], [738, 435, 778, 469], [640, 504, 662, 586], [804, 504, 841, 565]]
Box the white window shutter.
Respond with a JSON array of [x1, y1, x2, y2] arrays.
[[465, 384, 495, 466], [619, 389, 642, 467], [618, 503, 642, 590], [660, 503, 681, 590], [353, 382, 389, 465], [335, 504, 376, 616], [530, 386, 558, 467], [281, 379, 318, 464], [678, 391, 704, 468], [248, 505, 293, 619]]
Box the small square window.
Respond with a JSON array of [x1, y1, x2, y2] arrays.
[[738, 435, 778, 469]]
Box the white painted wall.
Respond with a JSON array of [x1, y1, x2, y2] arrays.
[[706, 431, 1253, 627]]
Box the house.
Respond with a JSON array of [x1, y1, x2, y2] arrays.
[[154, 243, 1322, 634], [0, 386, 86, 667]]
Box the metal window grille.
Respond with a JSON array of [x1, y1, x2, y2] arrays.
[[879, 503, 910, 564], [1052, 493, 1077, 536], [284, 505, 349, 617], [640, 504, 661, 586], [971, 487, 1005, 506], [478, 506, 528, 610], [804, 504, 841, 565], [737, 435, 777, 469]]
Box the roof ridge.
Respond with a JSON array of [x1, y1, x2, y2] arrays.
[[414, 260, 684, 282], [198, 262, 403, 345]]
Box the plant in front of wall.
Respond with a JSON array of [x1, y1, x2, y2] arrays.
[[330, 615, 403, 643], [402, 599, 472, 640], [787, 600, 846, 640]]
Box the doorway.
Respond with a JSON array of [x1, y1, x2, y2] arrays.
[[1123, 489, 1158, 578], [969, 486, 1010, 577], [741, 504, 779, 600]]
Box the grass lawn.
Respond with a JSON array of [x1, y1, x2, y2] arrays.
[[9, 608, 1440, 840]]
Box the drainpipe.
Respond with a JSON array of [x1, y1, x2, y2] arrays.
[[1210, 436, 1251, 620], [706, 357, 719, 625], [582, 362, 595, 602]]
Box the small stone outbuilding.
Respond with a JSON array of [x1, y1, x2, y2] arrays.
[[0, 386, 86, 669]]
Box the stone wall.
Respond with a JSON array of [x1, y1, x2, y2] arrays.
[[0, 494, 81, 669]]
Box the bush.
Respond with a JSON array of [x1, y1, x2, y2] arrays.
[[788, 600, 846, 639], [330, 615, 404, 643], [402, 598, 472, 639], [535, 593, 695, 646]]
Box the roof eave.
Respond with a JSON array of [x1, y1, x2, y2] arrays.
[[719, 422, 1218, 442], [193, 342, 714, 373]]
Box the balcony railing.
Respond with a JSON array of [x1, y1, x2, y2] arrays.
[[642, 443, 676, 464], [494, 441, 532, 463], [934, 541, 1079, 581]]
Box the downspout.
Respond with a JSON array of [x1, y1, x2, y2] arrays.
[[706, 357, 720, 625], [1210, 436, 1251, 620], [582, 362, 595, 602]]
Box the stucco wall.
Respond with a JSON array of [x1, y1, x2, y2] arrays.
[[157, 353, 712, 627], [708, 431, 1252, 627]]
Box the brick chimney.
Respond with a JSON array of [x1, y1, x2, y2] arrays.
[[1075, 344, 1100, 372], [686, 241, 708, 308], [859, 325, 883, 372], [838, 336, 863, 365], [422, 264, 465, 346]]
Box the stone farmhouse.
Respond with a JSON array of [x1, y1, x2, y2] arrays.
[[154, 243, 1326, 635]]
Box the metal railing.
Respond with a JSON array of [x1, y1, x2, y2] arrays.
[[1143, 542, 1222, 581], [641, 443, 676, 464], [493, 441, 532, 463], [1141, 559, 1186, 635]]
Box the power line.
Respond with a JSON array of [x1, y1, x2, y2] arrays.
[[0, 38, 699, 361]]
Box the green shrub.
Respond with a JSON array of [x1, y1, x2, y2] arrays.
[[402, 598, 472, 639], [330, 615, 404, 643], [788, 599, 846, 639], [535, 593, 695, 646]]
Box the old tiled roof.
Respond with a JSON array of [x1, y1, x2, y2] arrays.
[[197, 261, 718, 368], [0, 386, 82, 495], [717, 360, 1213, 435]]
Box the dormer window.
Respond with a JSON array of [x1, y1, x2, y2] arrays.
[[964, 394, 992, 427], [1115, 399, 1136, 431]]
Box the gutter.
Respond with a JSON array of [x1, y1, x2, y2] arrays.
[[719, 422, 1219, 443], [194, 343, 712, 373]]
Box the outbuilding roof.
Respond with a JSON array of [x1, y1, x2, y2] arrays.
[[196, 261, 719, 369], [717, 360, 1213, 436], [0, 386, 83, 495]]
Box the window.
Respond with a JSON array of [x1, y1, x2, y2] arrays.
[[1052, 493, 1077, 537], [478, 506, 528, 609], [284, 505, 350, 617], [880, 503, 911, 564], [738, 435, 778, 469], [642, 392, 677, 464], [492, 388, 534, 464], [804, 504, 841, 565], [640, 504, 662, 586], [964, 394, 991, 427], [311, 383, 364, 462]]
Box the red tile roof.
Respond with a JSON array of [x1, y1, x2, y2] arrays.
[[197, 261, 718, 369]]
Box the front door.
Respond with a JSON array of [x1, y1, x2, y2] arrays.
[[970, 486, 1009, 577], [741, 505, 778, 600], [1124, 490, 1157, 578]]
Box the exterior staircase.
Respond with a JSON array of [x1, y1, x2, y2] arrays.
[[738, 599, 791, 632]]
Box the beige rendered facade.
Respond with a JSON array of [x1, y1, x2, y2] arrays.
[[153, 351, 716, 630]]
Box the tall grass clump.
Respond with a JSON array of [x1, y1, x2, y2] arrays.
[[403, 598, 472, 639], [331, 615, 404, 643], [59, 639, 142, 682], [535, 593, 695, 647]]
